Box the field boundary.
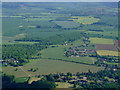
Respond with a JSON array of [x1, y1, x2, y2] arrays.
[[41, 58, 94, 66]]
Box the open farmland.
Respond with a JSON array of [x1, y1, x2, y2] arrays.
[[89, 38, 114, 44], [53, 21, 80, 28], [96, 44, 118, 51], [69, 16, 99, 25], [96, 50, 118, 56], [2, 59, 104, 78], [41, 46, 95, 64], [2, 2, 119, 88]]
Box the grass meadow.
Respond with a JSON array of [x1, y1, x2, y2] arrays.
[[2, 59, 104, 78]]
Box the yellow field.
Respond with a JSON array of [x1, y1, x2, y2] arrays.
[[28, 26, 36, 28], [28, 77, 42, 84], [56, 82, 73, 88], [97, 50, 118, 56], [69, 16, 99, 25]]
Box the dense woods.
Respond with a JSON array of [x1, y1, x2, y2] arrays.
[[2, 44, 46, 66]]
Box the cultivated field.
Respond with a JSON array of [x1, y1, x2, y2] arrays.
[[85, 31, 118, 38], [69, 16, 99, 25], [89, 38, 114, 44], [96, 44, 118, 51], [96, 50, 118, 56]]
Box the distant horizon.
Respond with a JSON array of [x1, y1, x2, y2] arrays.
[[1, 0, 120, 2]]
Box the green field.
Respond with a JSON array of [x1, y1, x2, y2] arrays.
[[41, 38, 96, 64], [67, 39, 84, 47], [85, 31, 118, 38], [53, 21, 80, 28], [41, 46, 95, 64], [89, 38, 114, 44], [14, 77, 29, 83], [2, 59, 104, 78]]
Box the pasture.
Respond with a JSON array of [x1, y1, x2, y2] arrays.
[[89, 38, 114, 44], [53, 21, 80, 28], [85, 31, 118, 38], [96, 50, 118, 56], [2, 59, 104, 78]]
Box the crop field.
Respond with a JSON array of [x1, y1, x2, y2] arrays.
[[89, 38, 114, 44], [96, 50, 118, 56], [96, 44, 118, 51], [2, 59, 104, 78], [69, 16, 99, 25], [53, 21, 80, 28]]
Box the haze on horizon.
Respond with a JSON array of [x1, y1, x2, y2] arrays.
[[1, 0, 119, 2]]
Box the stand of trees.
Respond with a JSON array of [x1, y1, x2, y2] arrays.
[[2, 44, 46, 66]]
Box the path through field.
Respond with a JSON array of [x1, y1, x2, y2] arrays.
[[19, 66, 31, 77], [91, 58, 95, 64]]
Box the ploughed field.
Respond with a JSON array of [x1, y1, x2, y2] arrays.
[[96, 44, 118, 51]]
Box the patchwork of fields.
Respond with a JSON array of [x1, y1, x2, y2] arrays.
[[2, 2, 118, 87]]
